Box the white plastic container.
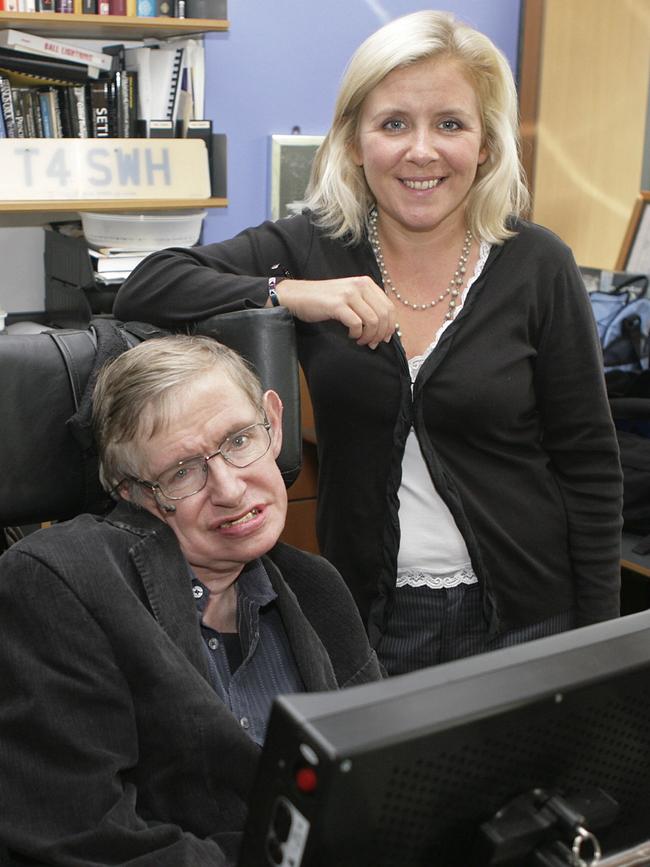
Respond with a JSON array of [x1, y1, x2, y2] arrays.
[[80, 210, 207, 251]]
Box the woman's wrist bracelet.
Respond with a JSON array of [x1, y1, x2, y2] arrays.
[[268, 277, 282, 307]]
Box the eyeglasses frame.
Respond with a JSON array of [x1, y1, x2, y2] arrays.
[[121, 419, 273, 503]]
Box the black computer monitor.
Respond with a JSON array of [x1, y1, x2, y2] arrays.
[[238, 611, 650, 867]]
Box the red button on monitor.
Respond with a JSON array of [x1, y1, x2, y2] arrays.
[[295, 766, 318, 793]]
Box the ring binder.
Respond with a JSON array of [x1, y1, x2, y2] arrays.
[[166, 46, 184, 121]]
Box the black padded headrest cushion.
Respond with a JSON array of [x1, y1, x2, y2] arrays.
[[0, 307, 301, 526]]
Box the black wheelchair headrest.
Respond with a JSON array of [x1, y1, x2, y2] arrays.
[[0, 307, 301, 527]]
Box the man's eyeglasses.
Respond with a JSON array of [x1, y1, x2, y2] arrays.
[[125, 420, 272, 502]]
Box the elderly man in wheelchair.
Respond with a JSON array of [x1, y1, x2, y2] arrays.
[[0, 324, 380, 866]]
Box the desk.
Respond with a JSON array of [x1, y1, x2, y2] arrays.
[[621, 532, 650, 615], [621, 532, 650, 578]]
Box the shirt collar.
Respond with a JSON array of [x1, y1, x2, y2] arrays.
[[191, 558, 277, 614]]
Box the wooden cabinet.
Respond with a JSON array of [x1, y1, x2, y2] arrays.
[[0, 11, 228, 222], [518, 0, 649, 269]]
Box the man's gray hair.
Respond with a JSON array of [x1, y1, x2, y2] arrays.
[[92, 334, 264, 497]]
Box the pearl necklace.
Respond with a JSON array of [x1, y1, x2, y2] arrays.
[[369, 210, 472, 322]]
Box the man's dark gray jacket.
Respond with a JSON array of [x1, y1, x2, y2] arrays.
[[0, 501, 381, 866]]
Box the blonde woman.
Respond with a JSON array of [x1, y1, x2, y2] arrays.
[[116, 11, 622, 673]]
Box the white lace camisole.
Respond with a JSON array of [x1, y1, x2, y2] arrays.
[[396, 241, 490, 590]]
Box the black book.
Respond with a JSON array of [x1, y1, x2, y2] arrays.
[[186, 122, 227, 198], [0, 75, 18, 138], [13, 88, 37, 137], [210, 132, 227, 198], [9, 86, 25, 138], [73, 85, 91, 139], [0, 46, 99, 85], [90, 80, 112, 138], [149, 119, 175, 138], [56, 86, 76, 138]]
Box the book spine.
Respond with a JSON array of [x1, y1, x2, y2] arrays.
[[38, 0, 55, 10], [14, 89, 36, 137], [50, 88, 64, 137], [97, 0, 110, 12], [82, 0, 97, 10], [33, 89, 45, 137], [156, 0, 175, 15], [0, 76, 18, 138], [90, 80, 111, 137], [114, 69, 125, 136], [135, 0, 155, 15], [126, 70, 137, 137], [4, 0, 18, 10], [38, 89, 53, 138], [148, 119, 174, 137], [109, 0, 126, 12], [73, 84, 90, 138], [54, 85, 71, 136], [11, 88, 25, 138], [114, 69, 136, 137], [0, 29, 114, 72]]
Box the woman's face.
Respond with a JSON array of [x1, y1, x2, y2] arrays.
[[352, 57, 487, 237], [130, 371, 287, 591]]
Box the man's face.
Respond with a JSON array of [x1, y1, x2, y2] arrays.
[[131, 371, 287, 590]]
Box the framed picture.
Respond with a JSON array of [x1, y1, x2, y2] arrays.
[[269, 134, 324, 221], [616, 191, 650, 272]]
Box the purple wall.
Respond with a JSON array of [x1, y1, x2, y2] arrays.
[[202, 0, 522, 243]]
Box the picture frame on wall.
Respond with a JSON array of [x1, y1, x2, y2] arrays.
[[269, 134, 324, 221], [616, 191, 650, 272]]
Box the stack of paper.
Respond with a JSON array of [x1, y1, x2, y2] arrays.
[[88, 247, 154, 284]]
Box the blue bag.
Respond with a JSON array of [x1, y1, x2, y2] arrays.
[[586, 270, 650, 373]]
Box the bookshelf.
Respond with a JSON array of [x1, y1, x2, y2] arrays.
[[0, 11, 228, 41], [0, 198, 225, 227], [0, 11, 228, 220]]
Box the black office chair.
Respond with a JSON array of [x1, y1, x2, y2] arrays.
[[0, 307, 301, 550]]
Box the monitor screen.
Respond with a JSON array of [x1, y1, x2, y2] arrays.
[[238, 611, 650, 867]]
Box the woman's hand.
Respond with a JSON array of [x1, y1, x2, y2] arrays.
[[273, 277, 397, 349]]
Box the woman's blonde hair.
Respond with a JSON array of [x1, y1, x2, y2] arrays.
[[303, 9, 529, 245], [92, 335, 264, 498]]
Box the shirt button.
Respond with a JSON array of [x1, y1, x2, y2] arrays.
[[208, 637, 219, 651], [193, 585, 204, 599], [240, 717, 250, 730]]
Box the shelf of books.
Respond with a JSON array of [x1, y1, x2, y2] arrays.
[[0, 12, 228, 41], [0, 12, 228, 223]]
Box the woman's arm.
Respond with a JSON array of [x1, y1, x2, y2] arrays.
[[534, 253, 623, 625], [114, 215, 396, 348]]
